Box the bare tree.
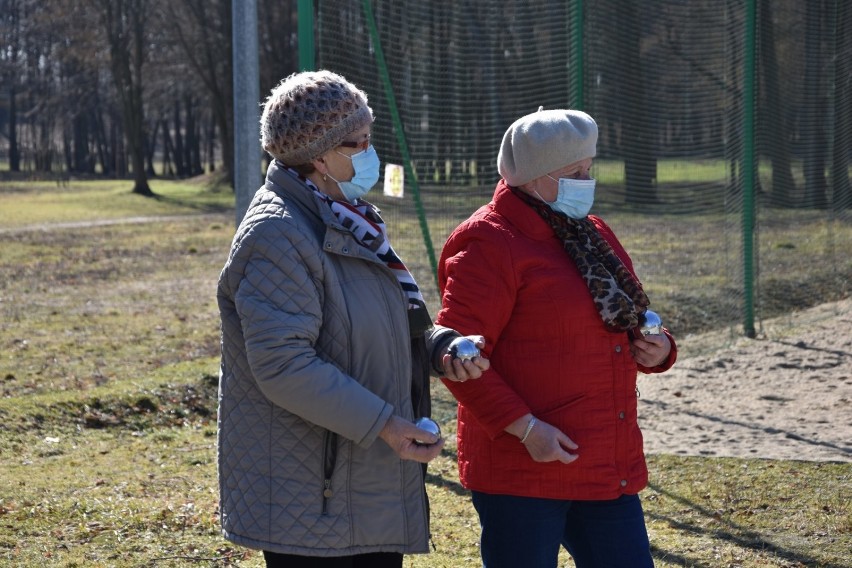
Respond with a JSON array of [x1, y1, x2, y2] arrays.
[[88, 0, 155, 196], [165, 0, 233, 184], [0, 0, 23, 171], [1, 0, 64, 173], [802, 0, 830, 208], [758, 0, 796, 205], [617, 1, 657, 204], [832, 0, 852, 209]]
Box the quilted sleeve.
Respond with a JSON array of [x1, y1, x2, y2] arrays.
[[425, 325, 460, 376], [435, 221, 532, 438], [232, 218, 392, 447]]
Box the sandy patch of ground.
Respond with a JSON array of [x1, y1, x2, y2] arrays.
[[638, 299, 852, 462]]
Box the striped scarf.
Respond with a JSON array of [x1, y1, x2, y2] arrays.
[[295, 170, 427, 312]]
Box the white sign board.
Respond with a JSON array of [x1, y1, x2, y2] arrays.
[[383, 163, 404, 198]]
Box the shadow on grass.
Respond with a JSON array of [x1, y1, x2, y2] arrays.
[[649, 544, 712, 568], [426, 447, 471, 497], [647, 483, 848, 568], [425, 470, 469, 497]]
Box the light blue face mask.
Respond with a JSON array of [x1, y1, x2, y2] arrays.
[[538, 175, 596, 219], [328, 145, 381, 202]]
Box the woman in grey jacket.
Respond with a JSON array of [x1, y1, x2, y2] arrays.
[[217, 70, 488, 568]]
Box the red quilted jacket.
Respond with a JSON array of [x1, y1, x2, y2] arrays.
[[436, 181, 677, 500]]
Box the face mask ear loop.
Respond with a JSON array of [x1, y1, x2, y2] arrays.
[[532, 173, 560, 205], [335, 147, 367, 160], [324, 149, 349, 187]]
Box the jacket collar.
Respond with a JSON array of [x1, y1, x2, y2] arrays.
[[491, 179, 555, 241], [265, 160, 328, 221], [264, 161, 393, 266], [265, 160, 387, 231]]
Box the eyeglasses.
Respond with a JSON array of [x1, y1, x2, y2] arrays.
[[339, 136, 371, 151]]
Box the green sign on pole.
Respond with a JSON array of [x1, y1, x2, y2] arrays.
[[298, 0, 315, 71]]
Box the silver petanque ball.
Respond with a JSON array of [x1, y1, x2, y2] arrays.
[[414, 417, 442, 445], [448, 337, 480, 361], [638, 310, 663, 336]]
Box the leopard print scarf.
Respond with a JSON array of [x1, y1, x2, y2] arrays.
[[510, 186, 649, 332]]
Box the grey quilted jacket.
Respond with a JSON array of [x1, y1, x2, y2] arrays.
[[217, 161, 457, 556]]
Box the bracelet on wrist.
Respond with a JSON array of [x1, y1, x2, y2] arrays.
[[519, 416, 537, 444]]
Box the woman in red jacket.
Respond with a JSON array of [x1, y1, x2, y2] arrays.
[[435, 108, 677, 568]]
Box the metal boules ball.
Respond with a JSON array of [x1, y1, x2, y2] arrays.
[[414, 417, 442, 445], [448, 336, 480, 361], [638, 310, 663, 336]]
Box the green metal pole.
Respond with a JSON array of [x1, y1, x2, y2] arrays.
[[361, 0, 439, 286], [298, 0, 315, 71], [742, 0, 756, 337], [573, 0, 584, 109]]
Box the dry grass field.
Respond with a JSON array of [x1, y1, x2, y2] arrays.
[[0, 178, 849, 567]]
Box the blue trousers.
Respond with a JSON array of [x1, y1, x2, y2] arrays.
[[471, 491, 654, 568]]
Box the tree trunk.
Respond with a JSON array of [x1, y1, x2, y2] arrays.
[[63, 125, 73, 173], [802, 0, 829, 208], [173, 101, 186, 177], [832, 0, 852, 209], [9, 84, 20, 172], [94, 106, 112, 176], [5, 0, 21, 173], [206, 119, 216, 173], [166, 0, 233, 184], [619, 1, 657, 204], [96, 0, 154, 196], [184, 95, 202, 176], [111, 116, 126, 177], [161, 117, 174, 176], [759, 0, 796, 205], [72, 113, 90, 173], [36, 118, 54, 172], [144, 118, 158, 176]]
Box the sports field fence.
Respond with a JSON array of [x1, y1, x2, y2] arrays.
[[299, 0, 851, 344]]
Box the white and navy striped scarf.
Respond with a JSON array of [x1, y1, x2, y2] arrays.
[[295, 169, 426, 312]]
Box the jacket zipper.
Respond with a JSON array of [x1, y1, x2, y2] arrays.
[[321, 431, 337, 515]]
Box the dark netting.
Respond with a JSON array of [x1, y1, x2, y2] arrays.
[[311, 0, 851, 344]]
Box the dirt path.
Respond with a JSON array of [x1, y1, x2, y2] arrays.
[[638, 299, 852, 462], [0, 213, 232, 235]]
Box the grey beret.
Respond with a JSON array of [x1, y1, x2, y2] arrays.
[[260, 70, 374, 165], [497, 108, 598, 187]]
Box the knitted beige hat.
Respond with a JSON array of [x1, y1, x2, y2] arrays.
[[260, 70, 374, 165], [498, 108, 598, 187]]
